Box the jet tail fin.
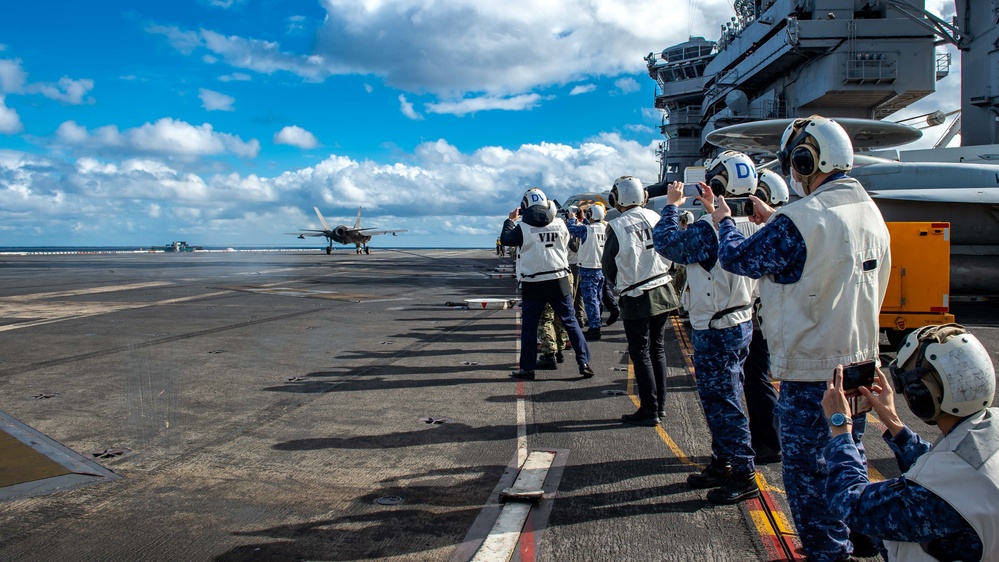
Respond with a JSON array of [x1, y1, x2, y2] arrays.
[[354, 207, 363, 229], [313, 207, 332, 231]]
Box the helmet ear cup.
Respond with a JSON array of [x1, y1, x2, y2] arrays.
[[790, 145, 819, 176], [708, 175, 727, 197], [608, 187, 618, 209], [902, 373, 943, 422]]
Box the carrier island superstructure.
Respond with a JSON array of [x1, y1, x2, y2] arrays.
[[645, 0, 999, 181]]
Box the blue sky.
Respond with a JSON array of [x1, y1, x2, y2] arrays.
[[0, 0, 959, 248]]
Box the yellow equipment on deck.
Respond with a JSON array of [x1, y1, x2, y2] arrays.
[[881, 222, 956, 348]]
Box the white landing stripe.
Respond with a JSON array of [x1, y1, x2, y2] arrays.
[[516, 398, 527, 469], [515, 307, 527, 468], [470, 451, 555, 562]]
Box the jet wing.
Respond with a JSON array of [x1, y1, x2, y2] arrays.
[[356, 229, 407, 236], [868, 188, 999, 205], [706, 118, 922, 152]]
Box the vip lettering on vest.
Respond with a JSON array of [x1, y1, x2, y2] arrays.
[[538, 231, 559, 247], [629, 226, 654, 249]]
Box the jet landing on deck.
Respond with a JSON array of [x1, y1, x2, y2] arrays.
[[290, 206, 406, 255]]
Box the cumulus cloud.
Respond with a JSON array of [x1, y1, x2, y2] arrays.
[[0, 133, 659, 244], [273, 125, 318, 149], [0, 58, 94, 104], [149, 1, 734, 98], [614, 77, 642, 94], [199, 88, 236, 111], [399, 94, 423, 120], [426, 94, 546, 116], [0, 59, 27, 93], [569, 84, 596, 96], [219, 72, 252, 82], [0, 96, 22, 134], [28, 77, 95, 104], [56, 117, 260, 158]]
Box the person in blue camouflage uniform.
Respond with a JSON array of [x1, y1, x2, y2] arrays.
[[567, 208, 606, 340], [654, 179, 758, 505], [715, 187, 874, 561], [819, 324, 997, 562], [715, 116, 887, 561]]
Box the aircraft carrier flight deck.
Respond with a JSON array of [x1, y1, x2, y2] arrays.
[[1, 249, 996, 561]]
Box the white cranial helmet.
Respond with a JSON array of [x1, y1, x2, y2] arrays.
[[890, 324, 996, 424], [610, 176, 646, 208], [585, 204, 606, 221], [704, 150, 758, 197], [521, 188, 548, 210], [777, 115, 854, 178], [757, 169, 790, 206], [679, 210, 696, 226]]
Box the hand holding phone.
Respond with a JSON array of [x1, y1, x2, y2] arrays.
[[841, 360, 876, 414]]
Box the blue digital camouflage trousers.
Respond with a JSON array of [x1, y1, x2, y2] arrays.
[[579, 267, 604, 330], [691, 321, 755, 475], [778, 381, 868, 562]]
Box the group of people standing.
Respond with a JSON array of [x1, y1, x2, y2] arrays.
[[500, 115, 998, 562]]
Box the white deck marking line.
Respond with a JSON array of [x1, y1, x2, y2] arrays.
[[7, 282, 172, 300], [514, 307, 527, 468], [470, 451, 555, 562], [0, 291, 232, 332]]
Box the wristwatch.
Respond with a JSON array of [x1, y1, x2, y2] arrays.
[[829, 412, 853, 427]]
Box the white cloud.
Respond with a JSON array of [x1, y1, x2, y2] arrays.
[[273, 125, 318, 149], [219, 72, 252, 82], [287, 15, 307, 33], [148, 1, 735, 99], [569, 84, 596, 96], [199, 88, 235, 111], [0, 59, 27, 93], [1, 58, 94, 104], [426, 94, 546, 116], [56, 117, 260, 158], [614, 77, 641, 94], [0, 133, 659, 244], [146, 24, 203, 55], [28, 76, 95, 104], [0, 96, 22, 134], [399, 94, 423, 120]]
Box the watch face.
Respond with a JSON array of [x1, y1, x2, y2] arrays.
[[830, 412, 847, 427]]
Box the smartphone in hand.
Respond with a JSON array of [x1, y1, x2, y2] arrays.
[[841, 360, 876, 414]]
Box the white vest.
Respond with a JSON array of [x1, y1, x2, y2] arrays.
[[684, 215, 757, 331], [885, 408, 999, 562], [759, 177, 890, 381], [577, 222, 606, 269], [517, 218, 570, 282], [608, 207, 673, 297]]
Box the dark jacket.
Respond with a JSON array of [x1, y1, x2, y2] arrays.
[[500, 204, 570, 299], [501, 204, 555, 247]]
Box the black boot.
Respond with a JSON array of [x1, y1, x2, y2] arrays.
[[621, 409, 660, 426], [687, 459, 732, 489], [578, 363, 595, 378], [510, 369, 535, 380], [536, 354, 557, 370], [605, 309, 619, 326], [584, 328, 601, 341], [706, 472, 760, 504], [555, 350, 565, 363]]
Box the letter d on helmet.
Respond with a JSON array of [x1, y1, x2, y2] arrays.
[[521, 188, 548, 210], [610, 176, 646, 208]]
